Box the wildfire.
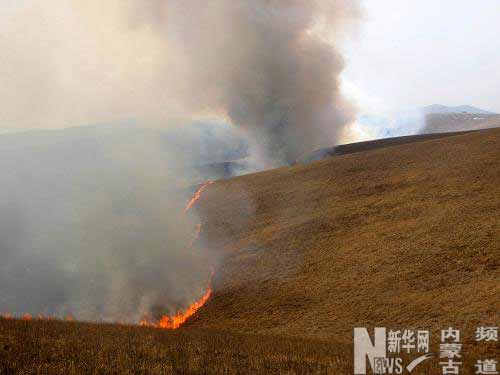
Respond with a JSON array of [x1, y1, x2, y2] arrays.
[[0, 313, 76, 322], [140, 180, 215, 330], [140, 272, 213, 329], [1, 181, 215, 329], [185, 181, 214, 213], [22, 313, 33, 321]]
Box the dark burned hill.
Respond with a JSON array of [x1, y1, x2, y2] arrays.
[[190, 128, 500, 342], [296, 130, 480, 163]]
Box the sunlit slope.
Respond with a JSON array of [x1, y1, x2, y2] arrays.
[[190, 128, 500, 341]]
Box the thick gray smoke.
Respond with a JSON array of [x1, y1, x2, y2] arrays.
[[0, 1, 358, 322], [0, 126, 222, 322], [141, 0, 358, 165], [2, 0, 358, 166]]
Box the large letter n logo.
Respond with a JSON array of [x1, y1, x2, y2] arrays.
[[354, 328, 387, 374]]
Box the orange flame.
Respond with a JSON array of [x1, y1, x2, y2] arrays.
[[158, 286, 212, 329], [185, 181, 214, 213], [22, 313, 33, 321], [140, 273, 213, 329], [1, 181, 215, 329], [1, 314, 63, 322], [141, 181, 215, 330]]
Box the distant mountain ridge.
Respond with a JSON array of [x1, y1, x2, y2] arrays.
[[423, 104, 496, 115], [352, 105, 498, 140]]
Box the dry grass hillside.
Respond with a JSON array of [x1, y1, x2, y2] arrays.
[[0, 319, 354, 374], [1, 128, 498, 374], [192, 128, 500, 342]]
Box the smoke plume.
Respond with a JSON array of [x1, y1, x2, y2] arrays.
[[0, 1, 358, 322], [1, 0, 358, 165], [0, 127, 219, 322]]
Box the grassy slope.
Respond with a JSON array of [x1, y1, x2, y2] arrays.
[[0, 319, 352, 374], [1, 129, 499, 374], [192, 128, 500, 342]]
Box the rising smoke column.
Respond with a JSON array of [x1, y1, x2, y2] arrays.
[[0, 1, 359, 323], [153, 0, 359, 165], [1, 0, 358, 166]]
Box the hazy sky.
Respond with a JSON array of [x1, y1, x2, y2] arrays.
[[341, 0, 500, 114]]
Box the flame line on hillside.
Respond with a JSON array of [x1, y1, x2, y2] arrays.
[[185, 181, 214, 213], [0, 313, 75, 322], [1, 181, 216, 329], [139, 269, 214, 329], [139, 180, 215, 329]]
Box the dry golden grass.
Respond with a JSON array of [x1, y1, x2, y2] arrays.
[[0, 318, 353, 374], [1, 129, 499, 374], [193, 129, 499, 342], [1, 318, 495, 374]]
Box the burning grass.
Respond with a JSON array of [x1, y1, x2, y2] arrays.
[[138, 273, 213, 330], [136, 180, 215, 330], [0, 180, 215, 332], [1, 130, 499, 373]]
